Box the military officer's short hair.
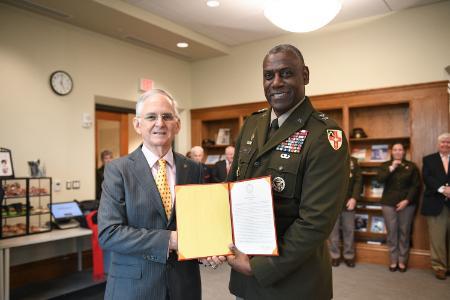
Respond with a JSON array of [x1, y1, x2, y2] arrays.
[[267, 44, 305, 64]]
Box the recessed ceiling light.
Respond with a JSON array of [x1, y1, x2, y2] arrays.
[[177, 42, 189, 48], [206, 0, 220, 8]]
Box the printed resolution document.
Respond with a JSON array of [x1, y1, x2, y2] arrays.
[[175, 176, 278, 260]]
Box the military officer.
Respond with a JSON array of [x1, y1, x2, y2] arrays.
[[377, 142, 420, 272], [329, 156, 363, 268], [224, 44, 349, 300]]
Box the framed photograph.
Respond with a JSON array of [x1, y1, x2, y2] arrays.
[[0, 148, 14, 179]]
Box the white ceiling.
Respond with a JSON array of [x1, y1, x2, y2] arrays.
[[123, 0, 443, 46], [2, 0, 445, 60]]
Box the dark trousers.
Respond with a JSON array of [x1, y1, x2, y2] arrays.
[[426, 206, 450, 271], [382, 205, 415, 264], [329, 210, 355, 259]]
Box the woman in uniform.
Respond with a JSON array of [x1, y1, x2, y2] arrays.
[[377, 143, 420, 272]]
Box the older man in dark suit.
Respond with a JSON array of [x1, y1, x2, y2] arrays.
[[421, 132, 450, 280], [98, 89, 202, 299], [212, 146, 235, 182]]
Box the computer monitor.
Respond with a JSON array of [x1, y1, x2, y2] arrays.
[[49, 201, 83, 221]]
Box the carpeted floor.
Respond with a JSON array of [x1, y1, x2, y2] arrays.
[[11, 263, 450, 299]]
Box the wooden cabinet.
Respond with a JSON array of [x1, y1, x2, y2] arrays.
[[191, 81, 449, 268]]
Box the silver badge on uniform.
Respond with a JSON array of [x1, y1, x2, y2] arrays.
[[280, 153, 290, 159], [272, 177, 285, 192]]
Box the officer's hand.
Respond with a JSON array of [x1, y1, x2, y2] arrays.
[[346, 198, 356, 210], [443, 186, 450, 198], [227, 244, 253, 276], [395, 199, 409, 212]]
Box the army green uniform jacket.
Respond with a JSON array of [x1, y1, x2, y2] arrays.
[[377, 159, 420, 206], [344, 157, 363, 209], [228, 98, 349, 300]]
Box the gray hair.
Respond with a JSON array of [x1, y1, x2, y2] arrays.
[[438, 132, 450, 141], [190, 146, 204, 155], [136, 89, 181, 120], [266, 44, 305, 64]]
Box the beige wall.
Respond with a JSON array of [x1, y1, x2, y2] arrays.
[[191, 1, 450, 108], [0, 4, 191, 264], [0, 4, 191, 205]]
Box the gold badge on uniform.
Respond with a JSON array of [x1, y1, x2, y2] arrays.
[[272, 177, 285, 192], [327, 129, 343, 150]]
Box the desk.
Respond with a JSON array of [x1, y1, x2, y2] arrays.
[[0, 227, 92, 300]]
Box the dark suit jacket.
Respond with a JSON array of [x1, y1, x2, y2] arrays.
[[95, 165, 105, 200], [98, 147, 202, 300], [228, 98, 349, 300], [421, 152, 450, 216], [212, 160, 228, 183], [377, 159, 420, 207]]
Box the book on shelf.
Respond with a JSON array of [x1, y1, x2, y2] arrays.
[[370, 216, 386, 233], [369, 179, 384, 197], [367, 240, 382, 245], [365, 204, 382, 210], [355, 214, 369, 232], [216, 128, 231, 145], [370, 144, 389, 161], [205, 155, 220, 165], [351, 148, 367, 161]]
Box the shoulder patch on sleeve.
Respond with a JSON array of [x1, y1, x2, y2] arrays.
[[326, 129, 343, 150]]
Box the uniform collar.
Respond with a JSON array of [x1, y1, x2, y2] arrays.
[[270, 97, 306, 128]]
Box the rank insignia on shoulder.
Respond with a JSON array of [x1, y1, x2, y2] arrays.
[[327, 129, 343, 150], [252, 108, 268, 115], [317, 112, 329, 120]]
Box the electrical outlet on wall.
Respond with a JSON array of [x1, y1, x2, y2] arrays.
[[66, 181, 72, 190], [72, 180, 80, 189], [54, 179, 61, 192]]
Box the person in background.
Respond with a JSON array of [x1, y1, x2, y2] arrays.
[[329, 156, 363, 268], [190, 145, 212, 183], [212, 145, 235, 183], [98, 89, 202, 299], [377, 143, 420, 273], [96, 150, 113, 199], [421, 133, 450, 280]]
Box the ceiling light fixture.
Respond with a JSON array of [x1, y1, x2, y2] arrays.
[[177, 42, 189, 48], [264, 0, 342, 33], [206, 1, 220, 8]]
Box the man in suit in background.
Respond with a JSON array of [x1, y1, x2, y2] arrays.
[[421, 132, 450, 280], [212, 145, 235, 182], [225, 44, 349, 299], [98, 89, 202, 299], [190, 145, 212, 183]]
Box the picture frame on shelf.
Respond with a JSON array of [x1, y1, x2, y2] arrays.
[[370, 216, 386, 233], [370, 144, 389, 161], [216, 128, 231, 145], [0, 148, 14, 179]]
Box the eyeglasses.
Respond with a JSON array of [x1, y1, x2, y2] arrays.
[[140, 113, 177, 122]]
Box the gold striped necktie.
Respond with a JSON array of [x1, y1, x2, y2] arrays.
[[156, 159, 172, 219]]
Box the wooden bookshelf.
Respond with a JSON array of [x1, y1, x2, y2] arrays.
[[191, 81, 449, 268]]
